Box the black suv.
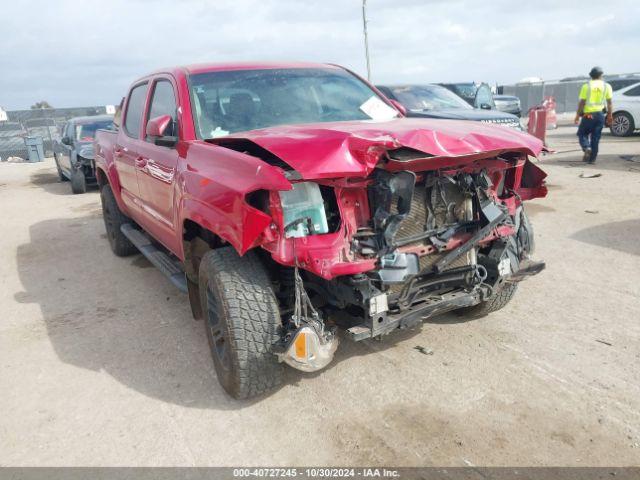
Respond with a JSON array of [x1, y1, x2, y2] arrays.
[[53, 115, 114, 194]]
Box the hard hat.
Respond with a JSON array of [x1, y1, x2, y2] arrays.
[[589, 66, 604, 78]]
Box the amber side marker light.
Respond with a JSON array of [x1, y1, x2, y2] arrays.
[[277, 326, 338, 372], [294, 331, 307, 359]]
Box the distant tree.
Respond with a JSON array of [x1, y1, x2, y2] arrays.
[[30, 101, 53, 109]]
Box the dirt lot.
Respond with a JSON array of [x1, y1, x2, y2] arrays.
[[1, 126, 639, 467]]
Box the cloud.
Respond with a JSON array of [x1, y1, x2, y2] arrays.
[[0, 0, 638, 109]]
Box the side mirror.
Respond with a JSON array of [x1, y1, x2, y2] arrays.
[[146, 115, 177, 147], [480, 103, 492, 110], [389, 99, 407, 116], [61, 136, 72, 145]]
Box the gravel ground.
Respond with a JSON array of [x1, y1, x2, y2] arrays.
[[1, 126, 639, 466]]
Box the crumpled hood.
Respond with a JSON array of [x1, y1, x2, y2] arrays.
[[76, 141, 95, 159], [211, 117, 543, 180]]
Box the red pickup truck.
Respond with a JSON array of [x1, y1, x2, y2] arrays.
[[95, 62, 547, 399]]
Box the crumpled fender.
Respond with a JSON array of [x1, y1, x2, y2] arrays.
[[177, 141, 291, 256]]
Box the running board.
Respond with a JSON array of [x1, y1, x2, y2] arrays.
[[120, 224, 187, 293]]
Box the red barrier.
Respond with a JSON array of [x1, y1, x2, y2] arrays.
[[543, 96, 557, 129], [528, 106, 547, 143]]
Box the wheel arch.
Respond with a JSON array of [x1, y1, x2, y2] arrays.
[[95, 167, 108, 189], [181, 217, 226, 320]]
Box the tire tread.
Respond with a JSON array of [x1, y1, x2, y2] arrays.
[[461, 283, 518, 319], [100, 185, 138, 256], [200, 247, 283, 399]]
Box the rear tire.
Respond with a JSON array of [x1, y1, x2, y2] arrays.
[[70, 169, 87, 194], [459, 283, 519, 319], [100, 184, 138, 256], [198, 247, 284, 399], [610, 112, 634, 137]]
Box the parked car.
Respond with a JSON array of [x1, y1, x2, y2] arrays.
[[24, 118, 60, 156], [53, 115, 114, 193], [95, 62, 547, 399], [0, 122, 28, 161], [377, 84, 522, 130], [493, 94, 522, 117], [610, 82, 640, 137], [608, 76, 640, 92], [439, 82, 495, 110]]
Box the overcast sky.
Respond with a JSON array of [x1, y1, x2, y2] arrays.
[[1, 0, 638, 110]]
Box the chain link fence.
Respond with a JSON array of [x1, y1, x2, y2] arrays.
[[0, 106, 109, 162], [499, 81, 582, 115], [499, 73, 640, 115]]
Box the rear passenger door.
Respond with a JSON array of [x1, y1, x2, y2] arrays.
[[115, 81, 149, 211], [134, 77, 181, 253], [622, 84, 640, 120]]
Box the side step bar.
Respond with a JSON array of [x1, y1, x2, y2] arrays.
[[120, 224, 187, 293]]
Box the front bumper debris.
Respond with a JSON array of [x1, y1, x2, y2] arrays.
[[346, 288, 485, 341]]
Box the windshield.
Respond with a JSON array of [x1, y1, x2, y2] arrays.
[[189, 67, 399, 138], [389, 85, 472, 111], [75, 121, 114, 141]]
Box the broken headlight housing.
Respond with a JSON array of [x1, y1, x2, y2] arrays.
[[279, 182, 329, 238]]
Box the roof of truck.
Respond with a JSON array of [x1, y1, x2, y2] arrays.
[[151, 61, 340, 77]]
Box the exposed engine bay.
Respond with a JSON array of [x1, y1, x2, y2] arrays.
[[261, 152, 546, 372]]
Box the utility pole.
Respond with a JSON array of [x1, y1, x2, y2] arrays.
[[362, 0, 371, 81]]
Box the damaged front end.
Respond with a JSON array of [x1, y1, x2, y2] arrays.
[[74, 143, 97, 183], [265, 158, 545, 367], [215, 123, 548, 371]]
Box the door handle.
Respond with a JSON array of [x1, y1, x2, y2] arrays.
[[134, 156, 148, 168]]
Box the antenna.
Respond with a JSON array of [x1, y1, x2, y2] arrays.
[[362, 0, 371, 81]]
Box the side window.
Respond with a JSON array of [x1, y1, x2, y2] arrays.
[[147, 80, 177, 138], [124, 82, 149, 138], [623, 85, 640, 97], [475, 85, 494, 108]]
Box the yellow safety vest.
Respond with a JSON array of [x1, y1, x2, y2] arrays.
[[579, 80, 612, 113]]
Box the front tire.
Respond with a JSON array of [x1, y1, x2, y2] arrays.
[[70, 169, 87, 194], [100, 184, 138, 256], [198, 247, 284, 399], [460, 283, 518, 319], [610, 112, 634, 137], [54, 155, 68, 181]]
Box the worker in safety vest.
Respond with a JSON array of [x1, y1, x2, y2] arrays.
[[574, 66, 613, 164]]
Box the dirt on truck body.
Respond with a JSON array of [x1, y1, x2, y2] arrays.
[[94, 62, 547, 399]]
